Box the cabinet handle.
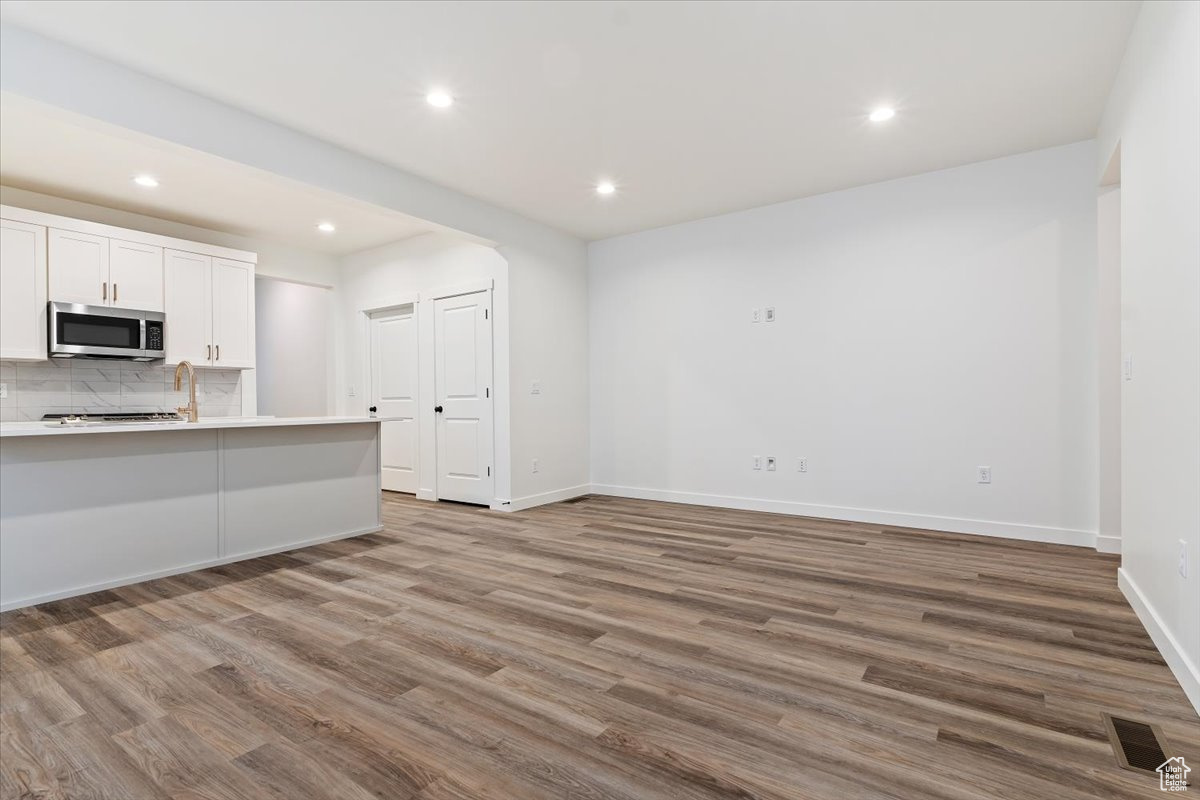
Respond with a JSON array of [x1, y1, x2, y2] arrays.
[[207, 344, 212, 361], [215, 344, 220, 361], [113, 283, 118, 303], [102, 282, 107, 301]]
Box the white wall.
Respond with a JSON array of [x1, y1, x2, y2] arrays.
[[1096, 0, 1200, 712], [255, 277, 333, 417], [336, 233, 511, 503], [500, 239, 591, 507], [590, 141, 1099, 546], [1096, 186, 1121, 554]]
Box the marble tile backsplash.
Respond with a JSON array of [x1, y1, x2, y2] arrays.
[[0, 360, 242, 421]]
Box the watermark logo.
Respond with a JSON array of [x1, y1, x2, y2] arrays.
[[1158, 756, 1191, 792]]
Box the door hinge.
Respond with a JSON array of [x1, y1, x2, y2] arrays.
[[484, 308, 488, 320], [486, 387, 489, 398], [487, 466, 491, 476]]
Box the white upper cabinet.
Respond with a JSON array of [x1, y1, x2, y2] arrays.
[[109, 239, 164, 312], [48, 228, 108, 306], [49, 230, 163, 312], [164, 249, 212, 366], [211, 258, 254, 368], [164, 250, 254, 369], [0, 219, 48, 361]]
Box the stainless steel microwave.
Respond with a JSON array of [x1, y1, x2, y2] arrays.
[[48, 302, 166, 361]]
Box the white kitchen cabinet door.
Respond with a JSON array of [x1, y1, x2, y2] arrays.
[[211, 258, 254, 368], [0, 219, 47, 361], [164, 249, 212, 366], [49, 228, 109, 306], [108, 239, 163, 312]]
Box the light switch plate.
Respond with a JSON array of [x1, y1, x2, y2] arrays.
[[977, 466, 992, 484], [0, 383, 7, 400], [531, 381, 542, 395], [764, 307, 776, 322]]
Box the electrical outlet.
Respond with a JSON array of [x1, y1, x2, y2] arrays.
[[766, 456, 776, 471], [977, 466, 992, 484], [1180, 540, 1189, 579], [764, 307, 776, 322], [348, 386, 357, 397], [531, 381, 542, 395], [797, 457, 808, 473], [0, 383, 7, 400], [752, 455, 762, 470], [751, 308, 762, 323], [532, 458, 539, 474]]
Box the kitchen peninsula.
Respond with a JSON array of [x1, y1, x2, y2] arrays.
[[0, 416, 383, 611]]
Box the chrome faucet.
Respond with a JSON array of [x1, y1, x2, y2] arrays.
[[174, 360, 199, 423]]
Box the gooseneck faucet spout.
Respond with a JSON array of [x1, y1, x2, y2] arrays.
[[174, 361, 199, 423]]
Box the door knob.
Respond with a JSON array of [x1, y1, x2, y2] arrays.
[[368, 406, 377, 413], [434, 405, 444, 413]]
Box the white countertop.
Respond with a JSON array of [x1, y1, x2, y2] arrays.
[[0, 416, 387, 438]]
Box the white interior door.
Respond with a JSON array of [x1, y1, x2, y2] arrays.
[[370, 307, 419, 493], [434, 291, 493, 505]]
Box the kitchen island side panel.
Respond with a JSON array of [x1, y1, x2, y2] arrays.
[[0, 429, 220, 609], [220, 422, 382, 559]]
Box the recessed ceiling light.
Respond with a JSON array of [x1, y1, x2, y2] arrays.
[[595, 181, 616, 196], [316, 222, 336, 233], [869, 107, 896, 123], [426, 90, 454, 108], [132, 174, 159, 188]]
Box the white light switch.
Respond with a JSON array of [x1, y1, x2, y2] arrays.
[[751, 308, 761, 323], [766, 456, 777, 471], [977, 466, 992, 484], [0, 383, 7, 400], [531, 381, 542, 395], [1123, 354, 1133, 381], [752, 455, 762, 470], [764, 307, 776, 322]]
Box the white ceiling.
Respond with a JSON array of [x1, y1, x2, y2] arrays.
[[0, 96, 434, 256], [1, 1, 1139, 241]]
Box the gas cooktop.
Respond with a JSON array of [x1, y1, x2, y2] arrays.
[[43, 412, 185, 425]]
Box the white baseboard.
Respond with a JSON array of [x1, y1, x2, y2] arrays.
[[589, 484, 1098, 549], [492, 484, 591, 513], [1095, 534, 1122, 554], [1118, 568, 1200, 715], [0, 524, 384, 613]]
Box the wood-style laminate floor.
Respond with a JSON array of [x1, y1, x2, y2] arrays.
[[2, 493, 1197, 800]]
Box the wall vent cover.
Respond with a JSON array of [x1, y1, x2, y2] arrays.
[[1101, 713, 1177, 776]]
